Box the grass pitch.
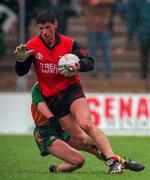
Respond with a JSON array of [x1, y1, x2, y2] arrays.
[[0, 135, 149, 180]]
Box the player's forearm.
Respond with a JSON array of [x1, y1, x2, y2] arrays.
[[72, 41, 94, 72], [31, 83, 54, 119], [15, 56, 33, 76], [79, 57, 94, 72], [37, 102, 54, 119]]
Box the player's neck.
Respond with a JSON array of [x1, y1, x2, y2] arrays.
[[45, 38, 55, 48]]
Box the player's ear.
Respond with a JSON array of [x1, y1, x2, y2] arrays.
[[53, 20, 58, 30]]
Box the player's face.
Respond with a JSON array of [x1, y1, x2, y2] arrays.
[[38, 22, 58, 44]]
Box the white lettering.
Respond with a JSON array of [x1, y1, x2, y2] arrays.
[[40, 63, 58, 74]]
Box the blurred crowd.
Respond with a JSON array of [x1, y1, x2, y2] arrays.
[[0, 0, 150, 79]]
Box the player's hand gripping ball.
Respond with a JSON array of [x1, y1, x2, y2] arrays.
[[58, 53, 80, 77]]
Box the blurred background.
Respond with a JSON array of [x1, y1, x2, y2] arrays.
[[0, 0, 150, 135]]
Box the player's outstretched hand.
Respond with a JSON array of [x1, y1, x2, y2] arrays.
[[14, 44, 35, 62]]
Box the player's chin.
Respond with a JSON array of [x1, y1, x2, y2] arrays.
[[42, 36, 51, 43]]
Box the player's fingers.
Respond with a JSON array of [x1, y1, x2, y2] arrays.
[[64, 73, 70, 77], [60, 69, 69, 75], [66, 64, 73, 71], [28, 49, 35, 55], [16, 44, 23, 52], [58, 67, 65, 71], [14, 46, 20, 54], [64, 72, 70, 77], [66, 63, 79, 72], [58, 66, 66, 72], [20, 44, 26, 52], [65, 72, 75, 77], [61, 69, 68, 74]]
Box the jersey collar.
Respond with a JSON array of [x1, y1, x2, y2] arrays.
[[39, 33, 60, 50]]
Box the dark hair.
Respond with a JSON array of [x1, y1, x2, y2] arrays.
[[36, 9, 57, 24]]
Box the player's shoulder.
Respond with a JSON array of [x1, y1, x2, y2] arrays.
[[59, 34, 74, 43], [26, 35, 41, 48], [59, 34, 75, 49]]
